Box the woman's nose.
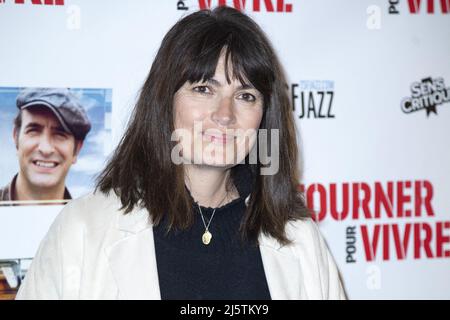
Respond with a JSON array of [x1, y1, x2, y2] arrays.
[[211, 96, 236, 127]]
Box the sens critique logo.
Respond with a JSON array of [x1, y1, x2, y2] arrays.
[[177, 0, 293, 12], [401, 77, 450, 117]]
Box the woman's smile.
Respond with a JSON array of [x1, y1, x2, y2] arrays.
[[202, 131, 236, 144]]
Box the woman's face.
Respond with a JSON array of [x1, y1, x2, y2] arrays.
[[173, 54, 264, 167]]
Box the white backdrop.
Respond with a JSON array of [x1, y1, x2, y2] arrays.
[[0, 0, 449, 299]]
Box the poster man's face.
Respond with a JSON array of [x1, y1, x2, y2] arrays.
[[14, 108, 81, 190]]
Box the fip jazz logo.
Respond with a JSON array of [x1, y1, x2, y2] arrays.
[[291, 80, 336, 119]]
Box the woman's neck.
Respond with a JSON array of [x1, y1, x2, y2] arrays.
[[184, 164, 239, 208]]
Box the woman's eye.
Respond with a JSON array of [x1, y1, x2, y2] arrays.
[[193, 86, 211, 94], [239, 93, 256, 102]]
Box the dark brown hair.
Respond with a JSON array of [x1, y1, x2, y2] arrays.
[[96, 6, 310, 245]]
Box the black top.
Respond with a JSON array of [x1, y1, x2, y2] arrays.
[[153, 165, 271, 300]]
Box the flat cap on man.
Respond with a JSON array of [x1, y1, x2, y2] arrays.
[[16, 88, 91, 140]]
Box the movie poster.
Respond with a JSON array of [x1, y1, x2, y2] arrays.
[[0, 87, 112, 299]]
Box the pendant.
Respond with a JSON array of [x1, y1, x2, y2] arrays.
[[202, 230, 212, 245]]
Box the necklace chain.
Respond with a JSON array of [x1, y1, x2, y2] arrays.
[[197, 191, 228, 245]]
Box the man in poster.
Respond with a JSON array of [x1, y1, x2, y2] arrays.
[[0, 88, 91, 205]]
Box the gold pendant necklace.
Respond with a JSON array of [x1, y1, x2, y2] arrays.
[[197, 192, 228, 245], [202, 230, 212, 245]]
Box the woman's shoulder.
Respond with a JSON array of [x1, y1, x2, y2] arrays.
[[259, 218, 346, 299], [260, 217, 331, 262], [259, 218, 322, 250], [53, 191, 124, 234], [285, 218, 324, 245], [16, 191, 126, 299], [286, 218, 334, 258]]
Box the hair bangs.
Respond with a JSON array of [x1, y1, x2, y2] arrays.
[[226, 36, 275, 105], [176, 24, 275, 104], [96, 7, 310, 245]]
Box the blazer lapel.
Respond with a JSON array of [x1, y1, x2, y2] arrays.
[[259, 233, 304, 299], [104, 196, 308, 300], [105, 206, 161, 300]]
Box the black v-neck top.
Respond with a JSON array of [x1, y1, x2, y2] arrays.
[[153, 166, 271, 300]]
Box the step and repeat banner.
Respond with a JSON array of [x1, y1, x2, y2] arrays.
[[0, 0, 449, 299]]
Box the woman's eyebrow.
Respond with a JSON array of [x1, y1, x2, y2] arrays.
[[206, 78, 255, 90]]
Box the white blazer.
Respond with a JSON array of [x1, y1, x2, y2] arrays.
[[16, 192, 346, 300]]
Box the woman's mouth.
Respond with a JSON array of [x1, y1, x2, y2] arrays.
[[202, 132, 234, 144]]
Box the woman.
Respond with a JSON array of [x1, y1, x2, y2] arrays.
[[16, 6, 345, 300]]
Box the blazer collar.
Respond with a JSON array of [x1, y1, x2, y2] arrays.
[[106, 203, 160, 299], [258, 231, 304, 299], [116, 203, 153, 234], [107, 192, 303, 300]]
